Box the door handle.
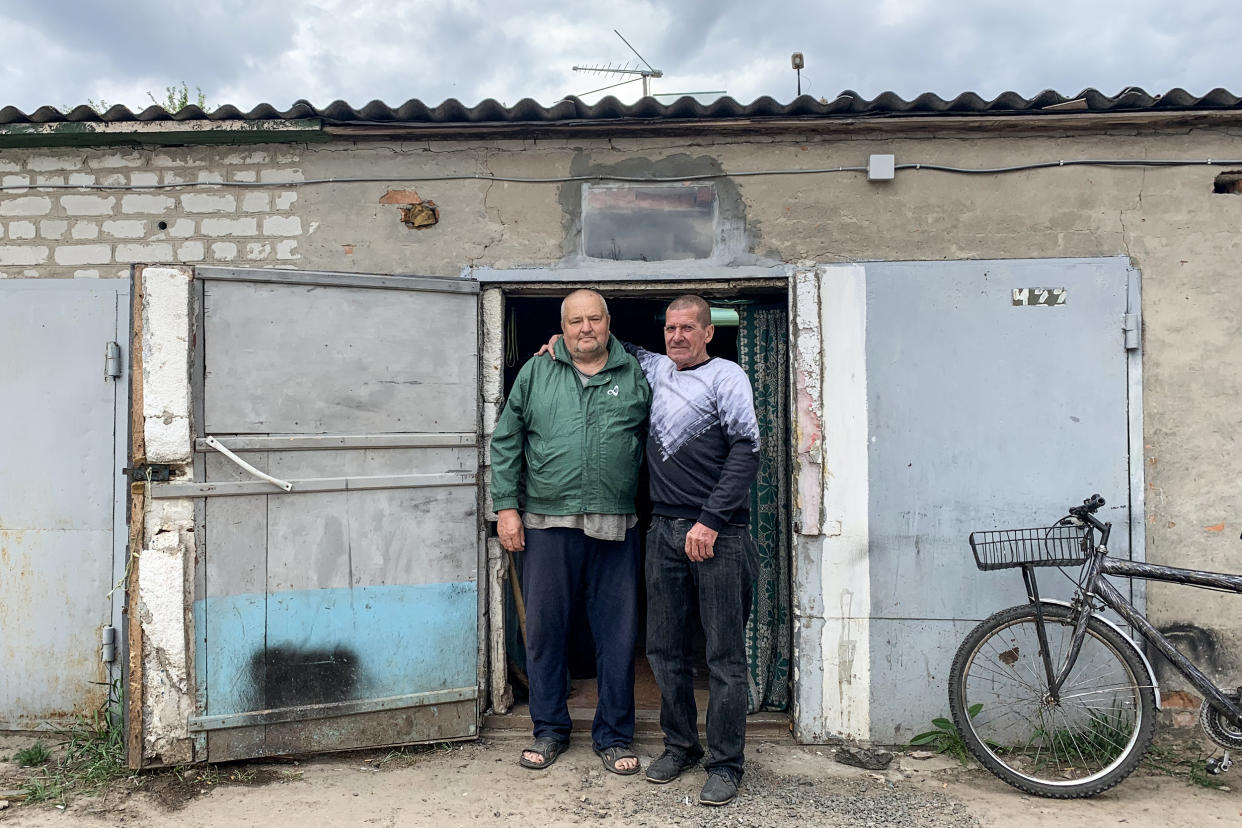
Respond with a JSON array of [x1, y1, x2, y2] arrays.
[[204, 435, 294, 492]]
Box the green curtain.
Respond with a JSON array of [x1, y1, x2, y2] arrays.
[[737, 303, 792, 712]]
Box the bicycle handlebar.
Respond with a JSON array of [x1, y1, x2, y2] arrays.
[[1069, 493, 1106, 517]]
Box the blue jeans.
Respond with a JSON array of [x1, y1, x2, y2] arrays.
[[645, 516, 757, 780], [523, 525, 639, 750]]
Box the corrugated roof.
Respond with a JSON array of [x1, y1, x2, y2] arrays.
[[2, 88, 1241, 126]]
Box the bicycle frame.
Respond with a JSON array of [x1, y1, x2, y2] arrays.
[[1023, 512, 1242, 726]]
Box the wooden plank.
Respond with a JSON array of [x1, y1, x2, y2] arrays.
[[125, 265, 146, 770]]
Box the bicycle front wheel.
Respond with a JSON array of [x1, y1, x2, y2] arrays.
[[948, 603, 1156, 798]]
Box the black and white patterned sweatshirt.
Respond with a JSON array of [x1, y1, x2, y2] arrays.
[[625, 343, 761, 531]]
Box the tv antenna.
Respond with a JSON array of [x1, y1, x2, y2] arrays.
[[572, 30, 664, 98]]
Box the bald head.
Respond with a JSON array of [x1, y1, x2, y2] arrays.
[[560, 289, 609, 323]]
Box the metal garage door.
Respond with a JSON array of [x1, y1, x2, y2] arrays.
[[861, 257, 1140, 742], [0, 279, 128, 729], [183, 267, 481, 761]]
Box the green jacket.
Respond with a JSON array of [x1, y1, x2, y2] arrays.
[[490, 334, 651, 515]]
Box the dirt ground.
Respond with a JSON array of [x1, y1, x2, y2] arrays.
[[2, 730, 1240, 827]]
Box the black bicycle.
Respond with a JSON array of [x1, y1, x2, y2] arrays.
[[948, 494, 1242, 798]]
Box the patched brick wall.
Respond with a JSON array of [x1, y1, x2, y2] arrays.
[[0, 148, 304, 278]]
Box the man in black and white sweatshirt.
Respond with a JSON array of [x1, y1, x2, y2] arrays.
[[625, 295, 760, 807]]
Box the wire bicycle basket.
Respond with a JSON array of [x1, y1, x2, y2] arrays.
[[968, 522, 1094, 570]]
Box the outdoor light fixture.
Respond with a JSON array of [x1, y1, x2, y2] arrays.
[[791, 52, 804, 96]]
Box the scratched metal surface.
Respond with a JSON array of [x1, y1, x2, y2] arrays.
[[0, 280, 127, 729], [193, 274, 480, 758], [860, 257, 1136, 742]]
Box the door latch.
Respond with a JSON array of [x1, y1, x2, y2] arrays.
[[124, 463, 172, 482]]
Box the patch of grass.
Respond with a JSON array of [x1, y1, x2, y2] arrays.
[[15, 741, 52, 767], [22, 682, 132, 806], [910, 704, 979, 765]]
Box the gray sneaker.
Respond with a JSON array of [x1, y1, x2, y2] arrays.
[[698, 768, 738, 806], [645, 750, 699, 784]]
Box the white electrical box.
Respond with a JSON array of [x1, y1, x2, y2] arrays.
[[868, 154, 896, 181]]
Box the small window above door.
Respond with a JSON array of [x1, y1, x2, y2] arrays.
[[581, 183, 717, 261]]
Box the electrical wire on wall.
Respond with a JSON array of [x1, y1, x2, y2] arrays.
[[5, 158, 1242, 193]]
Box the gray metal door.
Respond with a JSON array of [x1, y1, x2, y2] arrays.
[[184, 267, 481, 761], [1, 279, 128, 729], [862, 257, 1140, 742]]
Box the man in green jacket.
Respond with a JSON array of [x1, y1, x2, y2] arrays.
[[491, 289, 651, 775]]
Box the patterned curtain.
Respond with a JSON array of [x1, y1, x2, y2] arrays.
[[736, 303, 792, 712]]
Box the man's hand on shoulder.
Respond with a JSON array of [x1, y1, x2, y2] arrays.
[[497, 509, 525, 551], [534, 334, 562, 359], [684, 521, 718, 562]]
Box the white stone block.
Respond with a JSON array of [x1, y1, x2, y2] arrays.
[[102, 219, 148, 239], [28, 155, 84, 172], [0, 246, 49, 266], [8, 221, 36, 240], [74, 269, 101, 279], [2, 174, 30, 191], [201, 217, 257, 236], [152, 152, 204, 168], [245, 242, 272, 259], [181, 193, 236, 213], [262, 215, 302, 236], [62, 195, 117, 216], [274, 192, 297, 210], [230, 170, 257, 182], [140, 266, 192, 464], [0, 196, 53, 216], [176, 241, 205, 261], [35, 175, 65, 188], [196, 171, 225, 185], [130, 172, 160, 187], [211, 242, 238, 260], [162, 171, 188, 185], [116, 242, 174, 263], [0, 159, 19, 173], [101, 173, 127, 186], [167, 219, 195, 237], [221, 151, 269, 165], [275, 239, 299, 259], [121, 195, 176, 214], [93, 152, 145, 168], [259, 168, 303, 183], [67, 173, 96, 187], [71, 221, 100, 239], [241, 192, 270, 212], [54, 244, 111, 265], [39, 220, 69, 239]]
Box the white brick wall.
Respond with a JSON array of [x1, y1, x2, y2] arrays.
[[1, 145, 306, 277]]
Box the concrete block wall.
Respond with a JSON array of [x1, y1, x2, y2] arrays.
[[0, 148, 305, 279]]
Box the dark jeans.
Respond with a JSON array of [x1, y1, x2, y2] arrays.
[[523, 525, 639, 750], [646, 516, 757, 780]]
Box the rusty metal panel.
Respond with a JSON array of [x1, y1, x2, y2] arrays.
[[204, 700, 477, 762], [0, 279, 128, 729], [193, 270, 481, 760]]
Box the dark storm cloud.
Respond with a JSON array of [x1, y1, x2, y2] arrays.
[[1, 0, 1239, 114]]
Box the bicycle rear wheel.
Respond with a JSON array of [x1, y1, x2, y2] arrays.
[[948, 603, 1156, 798]]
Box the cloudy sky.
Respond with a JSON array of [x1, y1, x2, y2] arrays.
[[2, 0, 1238, 115]]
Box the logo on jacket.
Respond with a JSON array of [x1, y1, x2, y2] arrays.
[[607, 385, 620, 397]]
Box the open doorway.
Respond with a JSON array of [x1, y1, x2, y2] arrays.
[[494, 284, 792, 730]]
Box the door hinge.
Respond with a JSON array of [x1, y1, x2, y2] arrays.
[[104, 340, 122, 380], [1123, 313, 1140, 351], [124, 463, 172, 482], [101, 626, 116, 663]]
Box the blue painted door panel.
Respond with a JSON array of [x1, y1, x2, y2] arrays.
[[0, 279, 128, 729], [191, 269, 480, 756], [861, 257, 1137, 742]]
